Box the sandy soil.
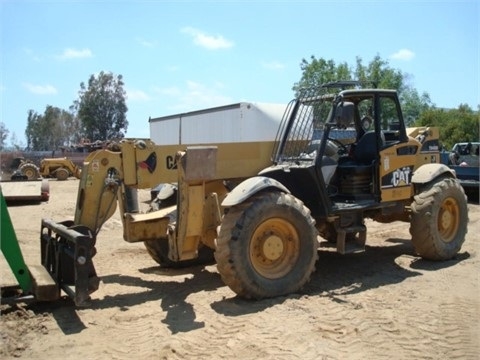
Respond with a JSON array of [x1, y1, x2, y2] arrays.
[[1, 179, 479, 359]]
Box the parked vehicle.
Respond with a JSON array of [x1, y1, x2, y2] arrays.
[[18, 157, 82, 181], [441, 142, 479, 201]]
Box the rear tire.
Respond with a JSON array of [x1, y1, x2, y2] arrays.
[[410, 177, 468, 260], [144, 239, 215, 268], [215, 192, 318, 299], [55, 168, 69, 181], [19, 163, 40, 180]]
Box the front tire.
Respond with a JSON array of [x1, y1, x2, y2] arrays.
[[410, 177, 468, 260], [215, 192, 318, 299]]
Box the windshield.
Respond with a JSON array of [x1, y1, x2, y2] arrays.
[[273, 88, 355, 164]]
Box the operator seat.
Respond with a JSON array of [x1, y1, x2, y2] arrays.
[[335, 130, 385, 200], [352, 130, 385, 164]]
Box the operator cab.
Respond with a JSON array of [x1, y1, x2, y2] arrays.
[[321, 90, 408, 203], [267, 84, 409, 218]]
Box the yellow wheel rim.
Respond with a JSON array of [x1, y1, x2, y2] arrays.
[[249, 218, 300, 279], [24, 168, 35, 179], [437, 196, 460, 243]]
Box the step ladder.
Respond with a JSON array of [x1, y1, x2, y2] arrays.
[[336, 225, 366, 254]]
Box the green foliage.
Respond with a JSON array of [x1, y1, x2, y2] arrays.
[[293, 57, 352, 92], [355, 55, 404, 90], [293, 54, 432, 126], [415, 104, 480, 150], [22, 70, 127, 150], [293, 55, 406, 93], [400, 88, 433, 126], [73, 71, 128, 141], [25, 106, 76, 151], [0, 122, 9, 151]]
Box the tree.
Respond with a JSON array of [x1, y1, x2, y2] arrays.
[[9, 132, 25, 151], [0, 122, 9, 151], [292, 56, 351, 92], [25, 106, 76, 150], [292, 55, 432, 125], [355, 55, 404, 90], [415, 104, 479, 150], [73, 71, 128, 141], [400, 88, 433, 126]]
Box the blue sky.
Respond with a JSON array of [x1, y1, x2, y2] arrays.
[[1, 0, 478, 146]]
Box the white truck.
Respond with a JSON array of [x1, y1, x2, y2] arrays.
[[149, 102, 285, 145], [148, 102, 286, 201]]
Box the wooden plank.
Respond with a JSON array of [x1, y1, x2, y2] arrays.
[[28, 264, 59, 302]]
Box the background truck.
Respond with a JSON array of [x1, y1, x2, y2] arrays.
[[0, 156, 36, 180], [18, 157, 82, 181], [441, 141, 479, 201], [38, 157, 82, 180], [148, 102, 285, 203], [3, 82, 469, 306], [149, 102, 286, 145]]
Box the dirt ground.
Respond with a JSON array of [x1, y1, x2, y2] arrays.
[[1, 179, 479, 359]]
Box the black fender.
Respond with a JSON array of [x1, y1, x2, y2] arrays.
[[222, 176, 290, 207]]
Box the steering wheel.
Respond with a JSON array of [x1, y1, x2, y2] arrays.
[[326, 138, 349, 155]]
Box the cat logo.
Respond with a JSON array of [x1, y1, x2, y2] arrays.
[[166, 155, 177, 170], [391, 166, 412, 187]]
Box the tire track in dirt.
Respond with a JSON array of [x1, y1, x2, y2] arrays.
[[433, 298, 479, 359], [334, 268, 479, 359], [303, 291, 362, 355], [102, 310, 164, 359], [388, 297, 478, 359], [429, 264, 478, 358], [176, 293, 370, 359], [154, 294, 332, 359]]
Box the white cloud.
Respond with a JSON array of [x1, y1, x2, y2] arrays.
[[262, 61, 286, 70], [390, 49, 415, 61], [23, 83, 58, 95], [156, 81, 232, 111], [23, 47, 42, 62], [181, 27, 234, 50], [136, 37, 157, 48], [58, 48, 93, 60], [154, 86, 181, 97], [166, 65, 180, 72], [182, 80, 231, 107], [126, 88, 150, 102]]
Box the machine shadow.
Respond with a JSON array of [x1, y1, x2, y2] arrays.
[[23, 237, 470, 334], [97, 265, 225, 334], [23, 264, 224, 335], [210, 237, 470, 316]]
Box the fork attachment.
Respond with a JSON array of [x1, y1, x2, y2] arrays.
[[40, 219, 100, 306]]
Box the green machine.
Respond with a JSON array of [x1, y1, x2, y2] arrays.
[[1, 188, 58, 304]]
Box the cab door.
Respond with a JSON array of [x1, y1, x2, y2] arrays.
[[380, 142, 418, 202], [375, 94, 416, 202]]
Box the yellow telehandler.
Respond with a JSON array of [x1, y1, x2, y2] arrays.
[[3, 82, 469, 306]]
